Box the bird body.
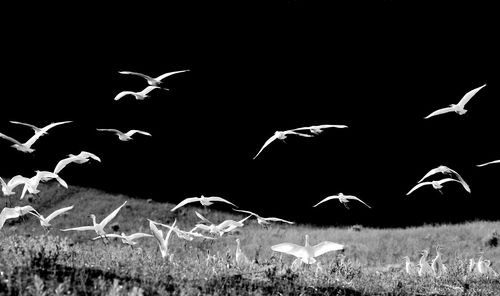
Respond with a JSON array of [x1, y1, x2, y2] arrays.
[[119, 70, 190, 86], [402, 256, 417, 276], [271, 234, 344, 264], [418, 249, 435, 277], [113, 85, 161, 101], [430, 246, 447, 277], [54, 151, 101, 174], [97, 129, 151, 141], [0, 205, 38, 229], [425, 84, 486, 119], [170, 195, 237, 212], [313, 193, 371, 209]]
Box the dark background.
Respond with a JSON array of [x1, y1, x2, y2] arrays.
[[1, 2, 498, 227]]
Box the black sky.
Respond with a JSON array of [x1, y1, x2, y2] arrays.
[[1, 2, 499, 227]]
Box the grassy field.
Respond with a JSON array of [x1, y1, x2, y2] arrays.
[[1, 183, 499, 295]]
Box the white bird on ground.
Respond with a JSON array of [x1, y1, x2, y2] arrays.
[[9, 121, 72, 136], [417, 165, 470, 192], [53, 151, 101, 174], [313, 193, 371, 209], [235, 238, 252, 266], [96, 129, 151, 141], [291, 124, 348, 135], [27, 205, 74, 231], [60, 201, 127, 241], [271, 234, 344, 264], [113, 86, 162, 101], [253, 129, 313, 159], [232, 209, 295, 226], [118, 69, 190, 86], [430, 245, 447, 277], [149, 218, 176, 260], [418, 249, 435, 277], [477, 160, 500, 167], [0, 205, 37, 230], [92, 232, 153, 246], [425, 84, 486, 119], [406, 178, 470, 195], [402, 256, 417, 276], [193, 215, 252, 237], [170, 195, 237, 212]]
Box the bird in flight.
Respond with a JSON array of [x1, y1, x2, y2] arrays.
[[27, 205, 74, 231], [271, 234, 344, 264], [193, 215, 252, 237], [9, 121, 72, 136], [170, 195, 237, 212], [10, 171, 68, 200], [406, 178, 470, 195], [477, 160, 500, 167], [118, 69, 190, 86], [113, 85, 162, 101], [313, 193, 371, 209], [148, 218, 176, 260], [92, 232, 153, 246], [417, 165, 470, 192], [232, 209, 295, 226], [96, 129, 151, 141], [253, 130, 313, 159], [152, 220, 215, 241], [0, 205, 38, 230], [291, 124, 348, 135], [425, 84, 486, 119], [53, 151, 101, 175]]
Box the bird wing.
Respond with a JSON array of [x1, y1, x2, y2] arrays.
[[347, 196, 372, 209], [79, 151, 101, 162], [205, 196, 238, 208], [195, 211, 213, 224], [155, 69, 190, 81], [253, 133, 279, 159], [7, 175, 30, 189], [193, 224, 212, 232], [53, 156, 77, 174], [126, 130, 152, 137], [127, 233, 153, 240], [217, 219, 242, 230], [457, 84, 486, 108], [406, 182, 432, 195], [0, 177, 7, 188], [424, 106, 456, 119], [417, 167, 441, 183], [165, 219, 177, 241], [1, 207, 22, 229], [100, 201, 127, 227], [264, 217, 295, 224], [139, 85, 160, 95], [233, 209, 259, 218], [44, 205, 74, 222], [477, 160, 500, 167], [291, 124, 348, 131], [9, 121, 40, 132], [313, 195, 339, 207], [312, 241, 344, 257], [170, 197, 200, 211], [118, 71, 153, 81], [444, 168, 470, 192], [91, 234, 124, 240], [438, 178, 470, 193], [97, 128, 122, 134], [39, 121, 72, 134], [23, 131, 46, 148], [149, 220, 164, 241], [271, 243, 308, 258], [285, 130, 314, 137], [0, 133, 23, 145], [113, 91, 136, 101], [60, 226, 95, 232]]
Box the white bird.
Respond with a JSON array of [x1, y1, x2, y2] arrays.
[[12, 171, 68, 200], [468, 258, 477, 274], [271, 234, 344, 264], [148, 218, 176, 260], [477, 160, 500, 167], [53, 151, 101, 175], [425, 84, 486, 119], [153, 221, 215, 241], [402, 256, 417, 276], [10, 121, 72, 136], [193, 215, 252, 237], [1, 177, 17, 196], [291, 124, 348, 135], [235, 238, 252, 266], [92, 232, 153, 246], [313, 193, 371, 209], [96, 129, 152, 141], [253, 130, 313, 159], [406, 178, 470, 195], [113, 85, 162, 101], [60, 201, 127, 241], [430, 245, 447, 277], [118, 69, 190, 86], [418, 249, 435, 277], [0, 205, 38, 230], [194, 211, 213, 225], [28, 205, 74, 231], [170, 195, 237, 212], [232, 209, 295, 226], [417, 165, 470, 192]]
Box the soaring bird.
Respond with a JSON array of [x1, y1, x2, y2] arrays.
[[9, 121, 72, 136], [193, 215, 252, 237], [418, 165, 470, 192], [271, 234, 344, 264], [149, 219, 176, 260], [92, 232, 153, 246], [60, 201, 127, 241], [54, 151, 101, 174], [170, 195, 237, 212], [425, 84, 486, 119], [253, 129, 313, 159], [96, 129, 151, 141], [477, 160, 500, 167], [28, 205, 74, 231], [406, 178, 470, 195], [232, 209, 295, 226], [1, 177, 18, 197], [0, 205, 38, 230], [291, 124, 348, 135], [10, 171, 68, 200], [113, 86, 162, 101], [118, 69, 190, 86], [153, 221, 215, 241], [313, 193, 371, 209]]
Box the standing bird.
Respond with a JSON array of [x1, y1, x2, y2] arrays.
[[235, 238, 252, 266], [113, 85, 162, 101], [425, 84, 486, 119], [406, 178, 470, 195], [232, 209, 295, 226], [313, 193, 371, 209], [431, 245, 447, 277], [27, 205, 74, 231], [149, 219, 176, 260], [96, 129, 151, 141], [477, 160, 500, 167], [418, 249, 435, 277], [0, 205, 38, 230], [92, 232, 153, 246], [253, 129, 313, 159], [402, 256, 417, 276], [53, 151, 101, 175], [418, 165, 470, 192], [60, 201, 127, 241], [271, 234, 344, 265], [118, 69, 190, 86], [291, 124, 348, 135], [170, 195, 237, 212]]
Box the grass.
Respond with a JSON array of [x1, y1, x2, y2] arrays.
[[1, 182, 499, 295]]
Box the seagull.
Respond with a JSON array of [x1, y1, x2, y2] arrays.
[[92, 232, 153, 246], [406, 178, 470, 195], [27, 205, 74, 231], [53, 151, 101, 174], [9, 121, 72, 136], [291, 124, 348, 135], [313, 193, 371, 209], [170, 195, 237, 212], [253, 130, 313, 159], [60, 201, 127, 241], [11, 171, 68, 200], [417, 165, 470, 192], [113, 86, 162, 101], [271, 234, 344, 264], [96, 129, 151, 141], [148, 218, 176, 260], [0, 205, 37, 230], [118, 69, 190, 86], [232, 209, 295, 226], [425, 84, 486, 119], [477, 160, 500, 167]]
